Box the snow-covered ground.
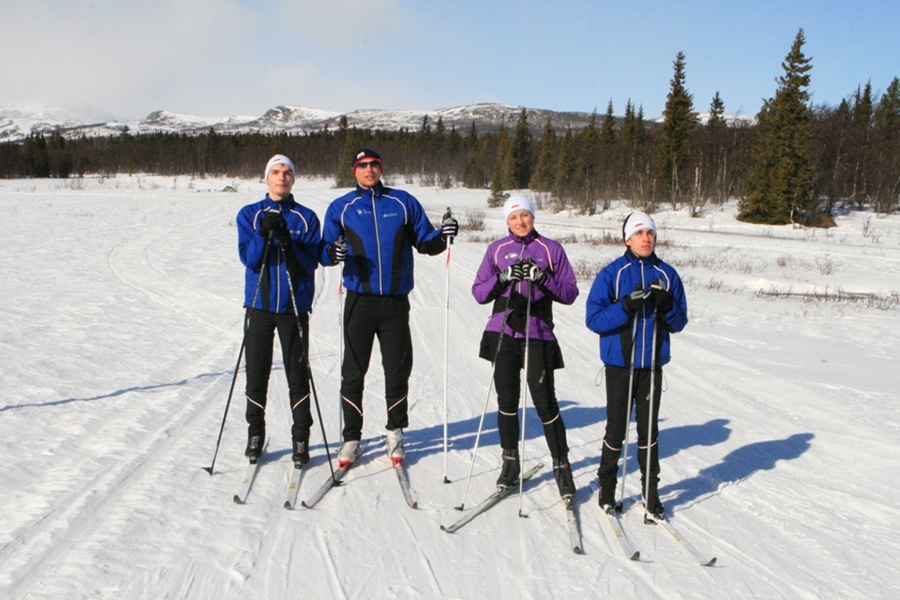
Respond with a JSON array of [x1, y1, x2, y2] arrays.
[[1, 174, 898, 599]]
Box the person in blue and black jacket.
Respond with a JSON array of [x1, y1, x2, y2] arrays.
[[237, 154, 322, 468], [585, 211, 688, 519], [321, 149, 457, 467]]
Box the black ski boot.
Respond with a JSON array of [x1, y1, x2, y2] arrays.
[[598, 478, 618, 512], [553, 457, 577, 502], [643, 486, 665, 520], [496, 448, 520, 490], [245, 435, 264, 464], [292, 440, 310, 468]]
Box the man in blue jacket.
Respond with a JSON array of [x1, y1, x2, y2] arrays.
[[585, 211, 688, 518], [322, 149, 457, 466], [237, 154, 322, 467]]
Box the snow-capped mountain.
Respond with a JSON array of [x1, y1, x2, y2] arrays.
[[0, 103, 611, 143]]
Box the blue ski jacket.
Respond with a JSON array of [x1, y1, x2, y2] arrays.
[[585, 250, 687, 368], [237, 194, 322, 313], [322, 182, 445, 296]]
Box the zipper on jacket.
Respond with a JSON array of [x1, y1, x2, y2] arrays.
[[371, 193, 384, 295]]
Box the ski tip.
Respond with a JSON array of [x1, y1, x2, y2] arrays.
[[703, 557, 717, 567], [300, 501, 311, 509], [443, 476, 452, 484], [454, 504, 464, 511], [233, 495, 244, 504], [630, 551, 641, 561], [284, 501, 294, 510], [440, 525, 455, 534], [202, 466, 214, 475], [573, 546, 583, 555]]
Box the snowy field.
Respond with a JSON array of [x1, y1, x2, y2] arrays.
[[1, 174, 898, 599]]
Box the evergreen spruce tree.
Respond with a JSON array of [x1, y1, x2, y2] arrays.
[[599, 100, 617, 205], [335, 116, 359, 188], [848, 82, 874, 207], [872, 77, 900, 213], [574, 112, 602, 213], [489, 126, 514, 206], [705, 92, 728, 203], [22, 132, 51, 178], [511, 108, 533, 189], [739, 29, 814, 224], [530, 115, 557, 192], [554, 128, 576, 206], [653, 51, 698, 208]]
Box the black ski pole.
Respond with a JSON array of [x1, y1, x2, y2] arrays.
[[454, 253, 523, 510], [203, 229, 274, 475], [280, 244, 340, 484]]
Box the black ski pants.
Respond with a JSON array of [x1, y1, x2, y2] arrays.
[[340, 292, 412, 441], [493, 336, 569, 460], [244, 308, 312, 444], [597, 365, 662, 486]]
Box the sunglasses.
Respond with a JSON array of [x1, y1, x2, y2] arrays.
[[356, 160, 381, 170]]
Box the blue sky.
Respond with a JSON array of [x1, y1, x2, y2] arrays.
[[2, 0, 897, 121]]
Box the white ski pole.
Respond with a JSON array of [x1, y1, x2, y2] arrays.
[[517, 278, 533, 517], [442, 207, 453, 484]]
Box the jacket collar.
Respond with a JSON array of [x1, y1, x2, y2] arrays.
[[508, 229, 539, 245], [264, 194, 295, 210], [356, 181, 385, 197]]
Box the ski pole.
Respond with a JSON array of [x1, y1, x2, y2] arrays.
[[280, 244, 340, 482], [617, 307, 641, 507], [517, 278, 533, 518], [203, 229, 273, 475], [442, 207, 453, 484], [338, 277, 344, 441], [454, 272, 516, 510], [643, 304, 660, 522]]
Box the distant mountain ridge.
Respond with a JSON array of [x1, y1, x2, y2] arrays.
[[0, 103, 752, 143]]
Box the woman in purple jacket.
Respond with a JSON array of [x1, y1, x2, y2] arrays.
[[471, 196, 579, 501]]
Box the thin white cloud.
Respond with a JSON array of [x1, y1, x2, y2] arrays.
[[1, 1, 256, 119]]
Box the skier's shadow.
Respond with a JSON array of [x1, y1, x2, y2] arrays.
[[659, 432, 815, 510]]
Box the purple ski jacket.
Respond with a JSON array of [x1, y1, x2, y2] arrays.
[[471, 230, 579, 342]]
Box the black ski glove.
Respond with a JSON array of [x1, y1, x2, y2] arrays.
[[260, 210, 286, 237], [622, 285, 651, 314], [273, 226, 292, 248], [650, 279, 673, 313], [441, 217, 459, 240], [523, 263, 548, 286], [327, 238, 348, 263], [499, 263, 524, 284]]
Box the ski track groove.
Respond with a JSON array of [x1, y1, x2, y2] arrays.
[[397, 510, 444, 597], [106, 233, 235, 334], [2, 337, 238, 598], [315, 527, 349, 600]]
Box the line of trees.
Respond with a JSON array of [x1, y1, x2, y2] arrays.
[[1, 30, 897, 221]]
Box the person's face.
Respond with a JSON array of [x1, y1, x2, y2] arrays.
[[354, 159, 382, 189], [266, 164, 295, 200], [626, 228, 656, 258], [507, 209, 534, 238]]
